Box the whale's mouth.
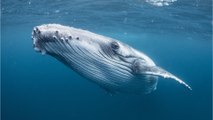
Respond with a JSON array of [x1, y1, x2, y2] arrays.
[[32, 27, 46, 54]]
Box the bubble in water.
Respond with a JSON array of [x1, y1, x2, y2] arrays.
[[55, 10, 60, 13]]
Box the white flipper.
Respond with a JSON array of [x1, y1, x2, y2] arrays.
[[145, 66, 192, 90]]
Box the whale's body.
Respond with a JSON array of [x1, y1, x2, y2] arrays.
[[32, 24, 191, 94]]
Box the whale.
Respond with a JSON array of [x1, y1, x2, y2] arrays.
[[32, 24, 191, 94]]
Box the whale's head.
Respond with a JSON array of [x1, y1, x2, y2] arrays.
[[32, 24, 191, 94]]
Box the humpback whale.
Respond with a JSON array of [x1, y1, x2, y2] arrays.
[[32, 24, 191, 94]]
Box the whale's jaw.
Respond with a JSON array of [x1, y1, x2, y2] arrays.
[[32, 24, 191, 94]]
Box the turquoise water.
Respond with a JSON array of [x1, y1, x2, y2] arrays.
[[1, 0, 212, 120]]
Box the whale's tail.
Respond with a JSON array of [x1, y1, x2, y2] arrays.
[[145, 66, 192, 90]]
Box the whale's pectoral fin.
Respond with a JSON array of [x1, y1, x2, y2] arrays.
[[133, 59, 191, 90], [144, 66, 192, 90]]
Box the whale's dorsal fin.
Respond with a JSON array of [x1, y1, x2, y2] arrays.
[[144, 66, 192, 90]]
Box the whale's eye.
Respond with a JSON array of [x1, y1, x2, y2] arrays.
[[111, 41, 119, 50]]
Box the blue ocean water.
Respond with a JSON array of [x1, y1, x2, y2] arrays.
[[1, 0, 212, 120]]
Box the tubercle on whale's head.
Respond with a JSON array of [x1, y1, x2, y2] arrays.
[[32, 24, 84, 55]]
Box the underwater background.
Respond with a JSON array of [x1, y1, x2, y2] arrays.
[[1, 0, 212, 120]]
